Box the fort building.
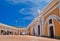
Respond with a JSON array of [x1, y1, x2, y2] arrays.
[[26, 0, 60, 38]]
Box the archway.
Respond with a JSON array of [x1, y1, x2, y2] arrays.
[[44, 15, 60, 37]]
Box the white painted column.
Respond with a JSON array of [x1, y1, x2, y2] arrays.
[[59, 0, 60, 13], [38, 18, 42, 36], [34, 22, 38, 36], [59, 0, 60, 23], [59, 0, 60, 16], [41, 16, 44, 36], [30, 26, 34, 35], [39, 18, 42, 36]]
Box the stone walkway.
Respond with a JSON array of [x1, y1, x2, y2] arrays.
[[0, 35, 60, 41]]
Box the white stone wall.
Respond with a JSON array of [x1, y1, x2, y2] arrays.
[[34, 24, 38, 36], [41, 16, 45, 36], [59, 0, 60, 13], [30, 27, 34, 35]]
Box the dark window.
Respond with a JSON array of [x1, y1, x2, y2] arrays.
[[49, 19, 52, 24], [7, 31, 10, 35], [10, 31, 13, 35], [1, 30, 3, 33], [10, 32, 12, 34]]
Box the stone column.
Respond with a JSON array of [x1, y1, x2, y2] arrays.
[[41, 16, 45, 36], [38, 17, 42, 36], [59, 0, 60, 16]]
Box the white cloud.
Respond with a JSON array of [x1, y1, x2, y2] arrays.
[[19, 7, 38, 17], [40, 0, 50, 3], [6, 0, 50, 20], [22, 16, 34, 20], [7, 0, 27, 5], [6, 0, 50, 5], [19, 8, 25, 14]]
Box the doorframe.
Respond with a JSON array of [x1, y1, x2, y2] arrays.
[[48, 19, 55, 37], [38, 25, 40, 36]]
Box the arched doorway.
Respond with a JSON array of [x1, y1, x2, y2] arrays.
[[49, 26, 54, 38]]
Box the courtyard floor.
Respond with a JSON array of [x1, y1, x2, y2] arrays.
[[0, 35, 60, 41]]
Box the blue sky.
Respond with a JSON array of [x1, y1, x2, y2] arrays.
[[0, 0, 50, 28]]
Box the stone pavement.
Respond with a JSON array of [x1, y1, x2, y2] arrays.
[[0, 35, 60, 41]]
